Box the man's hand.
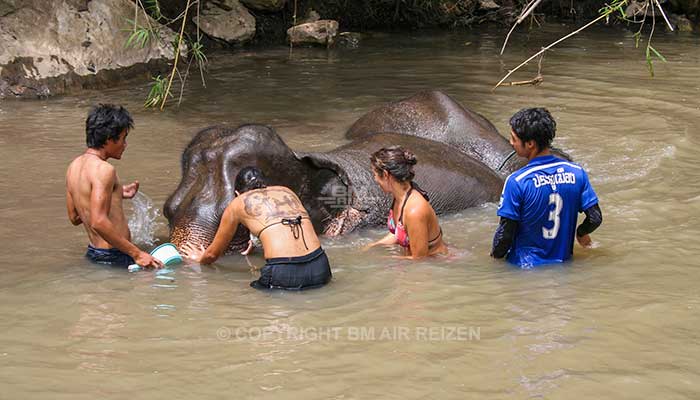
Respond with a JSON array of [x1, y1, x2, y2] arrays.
[[577, 234, 592, 248], [181, 243, 206, 263], [122, 181, 140, 199], [135, 251, 164, 269]]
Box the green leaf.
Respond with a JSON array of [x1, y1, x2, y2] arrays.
[[645, 46, 655, 77], [648, 46, 667, 62], [144, 75, 170, 108], [124, 25, 158, 49], [191, 41, 208, 65]]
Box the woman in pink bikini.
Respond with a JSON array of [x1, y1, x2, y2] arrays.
[[366, 146, 448, 259]]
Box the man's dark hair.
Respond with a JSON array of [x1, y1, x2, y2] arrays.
[[509, 107, 556, 152], [235, 166, 268, 194], [85, 104, 134, 149]]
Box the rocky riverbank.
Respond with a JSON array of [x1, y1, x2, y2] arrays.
[[1, 0, 698, 99]]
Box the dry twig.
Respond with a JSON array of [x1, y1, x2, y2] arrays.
[[500, 0, 544, 55], [493, 10, 611, 91], [498, 54, 544, 87]]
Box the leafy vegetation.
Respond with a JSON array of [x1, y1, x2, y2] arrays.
[[496, 0, 671, 89], [124, 0, 208, 110]]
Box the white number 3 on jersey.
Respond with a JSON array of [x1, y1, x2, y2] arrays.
[[543, 193, 563, 239]]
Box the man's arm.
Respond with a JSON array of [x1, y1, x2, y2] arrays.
[[89, 165, 161, 268], [493, 175, 521, 259], [491, 217, 518, 258], [576, 203, 602, 247], [66, 188, 82, 226]]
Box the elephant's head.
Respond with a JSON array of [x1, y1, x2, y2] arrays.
[[164, 124, 351, 252], [165, 123, 506, 251]]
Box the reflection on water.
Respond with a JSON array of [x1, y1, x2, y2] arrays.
[[1, 24, 700, 399]]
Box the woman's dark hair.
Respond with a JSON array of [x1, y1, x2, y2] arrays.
[[371, 146, 429, 200], [85, 104, 134, 149], [235, 166, 268, 193], [370, 146, 418, 182], [509, 107, 556, 152]]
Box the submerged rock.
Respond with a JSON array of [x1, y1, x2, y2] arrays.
[[337, 32, 362, 49], [669, 13, 694, 31], [287, 20, 339, 46], [240, 0, 286, 12], [195, 0, 256, 45], [478, 0, 500, 11], [0, 0, 179, 99]]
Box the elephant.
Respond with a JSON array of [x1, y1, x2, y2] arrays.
[[164, 124, 504, 252], [346, 90, 570, 176]]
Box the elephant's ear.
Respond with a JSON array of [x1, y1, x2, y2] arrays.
[[295, 151, 352, 187], [295, 150, 389, 218]]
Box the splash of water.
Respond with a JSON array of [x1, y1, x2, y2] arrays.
[[128, 191, 162, 247]]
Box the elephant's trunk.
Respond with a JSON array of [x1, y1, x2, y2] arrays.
[[322, 207, 367, 236], [171, 220, 250, 254]]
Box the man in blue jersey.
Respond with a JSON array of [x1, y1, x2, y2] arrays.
[[491, 108, 602, 268]]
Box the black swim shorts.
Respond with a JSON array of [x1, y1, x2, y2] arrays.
[[251, 247, 332, 291], [85, 245, 135, 267]]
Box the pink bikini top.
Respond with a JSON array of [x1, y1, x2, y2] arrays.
[[387, 207, 410, 248], [387, 186, 442, 249]]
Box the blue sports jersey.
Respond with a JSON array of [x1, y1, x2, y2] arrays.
[[497, 155, 598, 268]]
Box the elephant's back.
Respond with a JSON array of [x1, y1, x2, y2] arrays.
[[336, 133, 504, 211], [345, 90, 513, 171]]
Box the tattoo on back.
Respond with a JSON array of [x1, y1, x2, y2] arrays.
[[243, 188, 308, 222]]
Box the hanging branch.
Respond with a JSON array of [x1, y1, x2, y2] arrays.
[[136, 0, 156, 35], [500, 0, 544, 55], [289, 0, 298, 57], [652, 0, 674, 31], [493, 9, 613, 91], [197, 0, 206, 87], [133, 0, 138, 30], [160, 0, 191, 110]]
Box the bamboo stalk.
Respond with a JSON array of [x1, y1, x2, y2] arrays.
[[160, 0, 191, 110]]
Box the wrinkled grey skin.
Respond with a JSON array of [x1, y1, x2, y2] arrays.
[[164, 124, 503, 252], [347, 90, 570, 176]]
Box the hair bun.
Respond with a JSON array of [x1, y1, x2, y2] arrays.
[[403, 149, 417, 165]]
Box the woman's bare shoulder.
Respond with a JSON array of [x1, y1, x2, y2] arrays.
[[405, 195, 433, 220]]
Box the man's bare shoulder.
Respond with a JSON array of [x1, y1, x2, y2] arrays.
[[66, 155, 83, 175], [67, 155, 116, 185]]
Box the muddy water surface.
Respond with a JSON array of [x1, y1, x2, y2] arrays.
[[1, 25, 699, 399]]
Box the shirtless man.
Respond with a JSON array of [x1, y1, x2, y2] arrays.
[[181, 167, 332, 290], [65, 104, 162, 268]]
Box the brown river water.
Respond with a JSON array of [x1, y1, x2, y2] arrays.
[[1, 24, 699, 399]]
